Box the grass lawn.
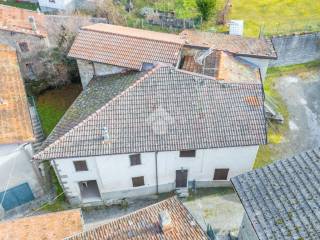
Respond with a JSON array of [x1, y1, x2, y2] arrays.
[[0, 0, 38, 10], [228, 0, 320, 37], [36, 84, 82, 136], [254, 60, 320, 168]]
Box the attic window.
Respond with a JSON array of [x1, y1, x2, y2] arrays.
[[180, 150, 196, 157], [245, 96, 260, 106], [49, 0, 55, 2]]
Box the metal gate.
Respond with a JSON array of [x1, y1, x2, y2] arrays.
[[0, 183, 35, 211]]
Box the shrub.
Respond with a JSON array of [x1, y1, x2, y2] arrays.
[[196, 0, 216, 21]]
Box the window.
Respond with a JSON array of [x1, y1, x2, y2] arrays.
[[179, 150, 196, 157], [213, 169, 229, 180], [132, 176, 144, 187], [130, 154, 141, 166], [19, 42, 29, 52], [49, 0, 55, 3], [74, 161, 88, 172]]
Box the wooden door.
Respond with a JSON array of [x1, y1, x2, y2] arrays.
[[176, 170, 188, 188]]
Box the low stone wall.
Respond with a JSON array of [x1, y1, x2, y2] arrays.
[[45, 15, 107, 47], [270, 32, 320, 67]]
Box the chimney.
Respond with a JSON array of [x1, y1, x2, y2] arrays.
[[159, 211, 173, 233], [28, 16, 37, 32]]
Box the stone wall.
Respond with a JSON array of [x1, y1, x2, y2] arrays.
[[270, 32, 320, 67], [45, 15, 107, 47], [0, 30, 49, 80]]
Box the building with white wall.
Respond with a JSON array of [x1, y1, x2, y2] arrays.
[[38, 0, 75, 12], [0, 45, 43, 215], [34, 64, 267, 205]]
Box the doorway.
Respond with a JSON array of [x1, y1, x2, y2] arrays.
[[176, 169, 188, 188], [78, 180, 101, 203]]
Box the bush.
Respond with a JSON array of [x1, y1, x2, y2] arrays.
[[196, 0, 216, 21]]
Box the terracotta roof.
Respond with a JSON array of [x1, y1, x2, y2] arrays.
[[231, 148, 320, 240], [181, 51, 261, 84], [65, 197, 208, 240], [0, 44, 34, 144], [180, 30, 277, 59], [34, 65, 266, 160], [215, 51, 261, 84], [0, 5, 47, 37], [68, 23, 184, 70], [0, 209, 83, 240]]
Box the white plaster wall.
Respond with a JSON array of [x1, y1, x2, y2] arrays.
[[0, 143, 42, 197], [239, 56, 270, 81], [76, 60, 127, 88], [39, 0, 74, 11], [55, 145, 258, 202]]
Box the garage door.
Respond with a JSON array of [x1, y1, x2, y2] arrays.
[[0, 183, 35, 211]]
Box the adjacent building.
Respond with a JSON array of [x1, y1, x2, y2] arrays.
[[38, 0, 76, 13], [180, 29, 277, 80], [0, 45, 43, 214], [65, 197, 208, 240], [0, 5, 49, 80], [0, 209, 83, 240], [231, 148, 320, 240]]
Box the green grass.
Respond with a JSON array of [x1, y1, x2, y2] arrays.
[[36, 84, 82, 136], [254, 60, 320, 168], [228, 0, 320, 37], [0, 0, 38, 10]]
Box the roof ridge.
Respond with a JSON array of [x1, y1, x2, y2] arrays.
[[80, 25, 185, 46], [34, 65, 162, 160]]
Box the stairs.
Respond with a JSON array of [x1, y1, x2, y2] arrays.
[[176, 188, 189, 198], [28, 97, 45, 153]]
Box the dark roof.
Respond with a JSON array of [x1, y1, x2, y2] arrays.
[[68, 23, 184, 70], [34, 65, 266, 160], [40, 71, 145, 150], [65, 197, 208, 240], [231, 148, 320, 240], [180, 30, 277, 59]]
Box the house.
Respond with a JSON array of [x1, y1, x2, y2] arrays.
[[0, 209, 83, 240], [68, 23, 185, 88], [38, 0, 76, 13], [69, 24, 276, 89], [0, 5, 49, 81], [0, 45, 43, 215], [34, 56, 266, 205], [65, 197, 208, 240], [231, 148, 320, 240], [180, 29, 277, 80]]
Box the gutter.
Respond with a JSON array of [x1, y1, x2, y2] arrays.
[[155, 151, 159, 194]]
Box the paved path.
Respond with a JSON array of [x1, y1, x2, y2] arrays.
[[274, 69, 320, 159]]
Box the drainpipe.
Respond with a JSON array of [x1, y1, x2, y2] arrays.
[[155, 151, 159, 195]]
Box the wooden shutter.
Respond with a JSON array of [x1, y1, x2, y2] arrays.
[[130, 154, 141, 166], [132, 176, 145, 187], [73, 161, 88, 171], [213, 169, 229, 180]]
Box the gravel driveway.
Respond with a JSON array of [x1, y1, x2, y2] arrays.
[[274, 69, 320, 159]]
